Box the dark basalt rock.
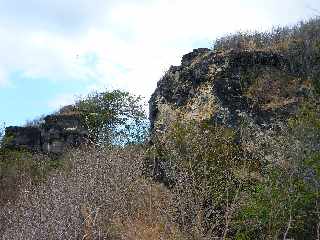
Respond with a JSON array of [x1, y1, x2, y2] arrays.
[[181, 48, 211, 66], [3, 113, 88, 154], [4, 126, 42, 152]]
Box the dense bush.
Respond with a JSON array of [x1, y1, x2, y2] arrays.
[[0, 120, 73, 231], [2, 110, 318, 239], [232, 99, 320, 239], [146, 120, 257, 239], [145, 96, 320, 239], [1, 98, 319, 239]]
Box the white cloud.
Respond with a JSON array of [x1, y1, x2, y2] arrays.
[[0, 0, 319, 103], [48, 93, 77, 110], [0, 68, 9, 88]]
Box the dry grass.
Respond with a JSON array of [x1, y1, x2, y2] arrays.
[[244, 69, 305, 111], [0, 146, 186, 239]]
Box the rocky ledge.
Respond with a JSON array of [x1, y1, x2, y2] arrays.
[[2, 109, 88, 154]]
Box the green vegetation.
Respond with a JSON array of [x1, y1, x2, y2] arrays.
[[233, 100, 320, 239], [75, 89, 149, 146], [0, 148, 65, 207], [1, 18, 320, 239], [147, 120, 253, 238], [1, 102, 319, 238], [145, 100, 320, 239]]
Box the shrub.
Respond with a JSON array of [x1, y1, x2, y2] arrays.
[[146, 96, 320, 239], [235, 164, 319, 239], [234, 99, 320, 239], [0, 149, 65, 206]]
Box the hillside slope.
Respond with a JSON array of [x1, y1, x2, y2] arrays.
[[1, 17, 320, 240]]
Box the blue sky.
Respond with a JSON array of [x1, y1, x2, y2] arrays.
[[0, 0, 320, 127]]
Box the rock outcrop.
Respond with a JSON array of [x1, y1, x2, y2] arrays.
[[3, 111, 88, 154], [148, 48, 313, 182], [149, 48, 311, 133]]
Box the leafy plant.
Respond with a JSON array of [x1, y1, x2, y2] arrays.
[[75, 89, 149, 146], [0, 122, 5, 147], [235, 165, 318, 239], [234, 100, 320, 239]]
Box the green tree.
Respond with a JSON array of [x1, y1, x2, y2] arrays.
[[76, 89, 148, 146], [0, 122, 5, 148]]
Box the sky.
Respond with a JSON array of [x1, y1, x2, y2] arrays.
[[0, 0, 320, 127]]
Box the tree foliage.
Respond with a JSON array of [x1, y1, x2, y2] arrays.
[[75, 89, 148, 146], [0, 122, 5, 148]]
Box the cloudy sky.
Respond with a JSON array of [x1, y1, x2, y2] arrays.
[[0, 0, 319, 126]]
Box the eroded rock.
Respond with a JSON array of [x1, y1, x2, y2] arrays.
[[3, 112, 88, 154], [148, 48, 313, 183], [149, 49, 309, 132]]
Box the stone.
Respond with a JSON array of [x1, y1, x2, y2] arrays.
[[3, 126, 42, 152], [148, 48, 313, 183], [2, 112, 88, 154], [149, 49, 306, 132]]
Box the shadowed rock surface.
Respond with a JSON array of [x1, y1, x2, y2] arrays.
[[3, 112, 88, 154], [3, 127, 42, 152]]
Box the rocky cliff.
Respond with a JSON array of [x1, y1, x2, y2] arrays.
[[149, 48, 311, 133], [3, 110, 88, 154], [148, 48, 314, 182]]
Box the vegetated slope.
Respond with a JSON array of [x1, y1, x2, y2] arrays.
[[0, 17, 320, 240], [0, 146, 183, 239], [147, 17, 320, 239]]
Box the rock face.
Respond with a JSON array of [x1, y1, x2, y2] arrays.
[[3, 112, 88, 154], [149, 48, 310, 133], [148, 48, 313, 182], [4, 127, 42, 152]]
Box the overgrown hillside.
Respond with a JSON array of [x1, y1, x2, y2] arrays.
[[0, 17, 320, 240]]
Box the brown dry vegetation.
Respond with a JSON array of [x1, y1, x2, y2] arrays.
[[213, 17, 320, 94], [0, 146, 186, 239], [0, 100, 320, 239], [1, 17, 320, 240]]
